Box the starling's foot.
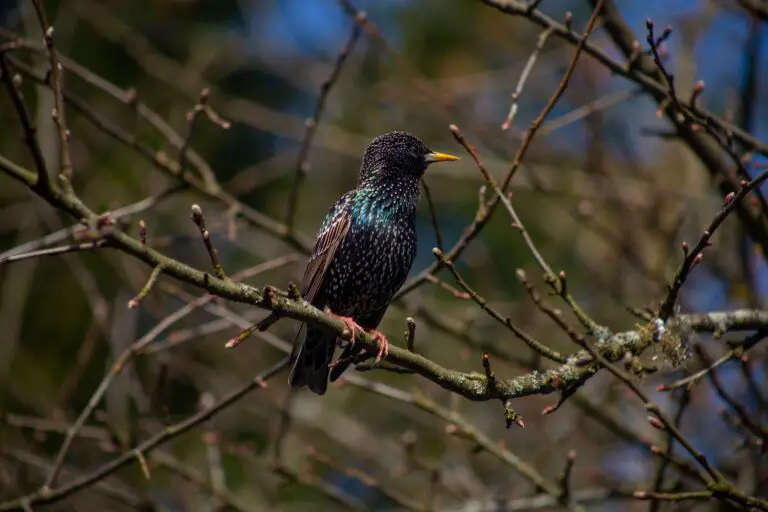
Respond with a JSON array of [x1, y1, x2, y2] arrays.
[[329, 313, 361, 345], [365, 329, 389, 363]]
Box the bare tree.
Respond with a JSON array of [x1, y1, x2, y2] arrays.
[[1, 0, 767, 510]]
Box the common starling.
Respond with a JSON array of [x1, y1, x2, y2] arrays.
[[288, 131, 459, 395]]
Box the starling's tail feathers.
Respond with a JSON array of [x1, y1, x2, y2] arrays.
[[329, 344, 363, 382], [288, 326, 336, 395]]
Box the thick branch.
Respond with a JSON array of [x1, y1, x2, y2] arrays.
[[2, 155, 767, 405]]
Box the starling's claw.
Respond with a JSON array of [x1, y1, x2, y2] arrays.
[[367, 330, 389, 363], [329, 313, 361, 345]]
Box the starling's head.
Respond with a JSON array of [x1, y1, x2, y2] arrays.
[[358, 131, 459, 184]]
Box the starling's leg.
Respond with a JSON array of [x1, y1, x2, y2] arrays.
[[327, 313, 361, 346], [365, 329, 389, 363]]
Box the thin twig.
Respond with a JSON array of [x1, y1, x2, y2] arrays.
[[199, 394, 227, 510], [0, 184, 184, 262], [646, 20, 768, 217], [421, 179, 444, 251], [477, 0, 768, 158], [0, 240, 106, 265], [179, 88, 230, 178], [127, 265, 164, 309], [658, 330, 768, 391], [434, 248, 566, 363], [574, 339, 726, 486], [0, 54, 50, 191], [557, 450, 577, 504], [649, 388, 690, 512], [398, 0, 606, 301], [515, 268, 586, 345], [450, 124, 601, 334], [270, 388, 296, 465], [696, 344, 768, 443], [502, 26, 555, 130], [307, 448, 425, 511], [659, 169, 768, 321], [405, 317, 416, 353], [633, 490, 713, 502], [424, 273, 469, 299], [3, 359, 287, 510], [285, 21, 361, 232], [190, 204, 228, 280], [348, 377, 587, 512], [35, 258, 292, 492], [31, 0, 74, 186], [739, 357, 768, 414], [151, 452, 253, 512]]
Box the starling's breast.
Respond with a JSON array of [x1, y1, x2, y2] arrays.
[[322, 188, 418, 320]]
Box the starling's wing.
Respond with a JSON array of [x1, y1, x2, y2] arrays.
[[288, 202, 353, 394], [300, 206, 352, 304]]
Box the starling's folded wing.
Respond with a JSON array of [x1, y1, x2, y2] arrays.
[[301, 208, 352, 304], [289, 201, 352, 394]]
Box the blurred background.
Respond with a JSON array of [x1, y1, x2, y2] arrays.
[[1, 0, 767, 510]]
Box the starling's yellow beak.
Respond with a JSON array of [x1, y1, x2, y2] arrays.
[[424, 151, 460, 164]]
